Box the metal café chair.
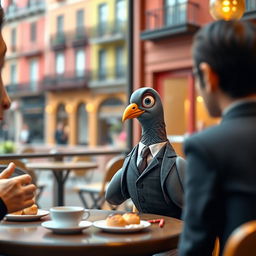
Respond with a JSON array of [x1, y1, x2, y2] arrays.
[[74, 155, 125, 209], [223, 220, 256, 256]]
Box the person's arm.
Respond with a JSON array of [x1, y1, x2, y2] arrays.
[[0, 163, 36, 219], [105, 168, 129, 205], [178, 138, 220, 256]]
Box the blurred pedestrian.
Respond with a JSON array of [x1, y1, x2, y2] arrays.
[[19, 123, 31, 144], [55, 122, 68, 145]]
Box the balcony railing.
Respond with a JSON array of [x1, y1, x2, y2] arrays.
[[89, 66, 127, 88], [6, 82, 43, 97], [43, 71, 90, 91], [5, 0, 45, 22], [51, 29, 89, 50], [72, 28, 88, 47], [91, 66, 126, 81], [89, 21, 127, 44], [50, 33, 66, 51], [243, 0, 256, 19], [141, 2, 200, 41]]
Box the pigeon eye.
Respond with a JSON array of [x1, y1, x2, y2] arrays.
[[142, 95, 155, 108]]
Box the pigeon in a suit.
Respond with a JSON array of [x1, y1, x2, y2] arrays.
[[106, 87, 186, 219]]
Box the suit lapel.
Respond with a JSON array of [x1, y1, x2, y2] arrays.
[[121, 145, 138, 184], [160, 142, 177, 184], [138, 143, 168, 179], [139, 157, 159, 178]]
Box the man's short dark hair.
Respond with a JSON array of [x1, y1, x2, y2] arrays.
[[0, 7, 3, 28], [193, 20, 256, 98]]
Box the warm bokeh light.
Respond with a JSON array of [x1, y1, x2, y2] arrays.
[[86, 103, 94, 112], [45, 105, 54, 114], [209, 0, 245, 20], [65, 104, 73, 113], [197, 96, 204, 103]]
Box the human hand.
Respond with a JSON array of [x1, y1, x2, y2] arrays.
[[0, 163, 37, 213]]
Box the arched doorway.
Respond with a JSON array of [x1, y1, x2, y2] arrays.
[[76, 103, 89, 145], [98, 98, 125, 146]]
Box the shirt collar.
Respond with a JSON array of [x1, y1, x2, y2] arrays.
[[138, 141, 167, 158], [223, 98, 256, 116]]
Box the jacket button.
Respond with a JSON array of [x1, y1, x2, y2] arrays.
[[138, 183, 143, 189], [140, 196, 145, 203]]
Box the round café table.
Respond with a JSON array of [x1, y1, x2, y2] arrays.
[[0, 209, 183, 256], [26, 161, 98, 206]]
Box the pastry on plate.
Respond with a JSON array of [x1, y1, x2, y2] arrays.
[[10, 204, 38, 215], [23, 204, 38, 215], [106, 214, 127, 227], [122, 212, 140, 225]]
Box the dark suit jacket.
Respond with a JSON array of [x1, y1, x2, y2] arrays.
[[179, 102, 256, 256], [105, 141, 185, 218]]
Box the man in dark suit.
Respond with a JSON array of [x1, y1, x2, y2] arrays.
[[179, 20, 256, 255], [0, 7, 36, 220]]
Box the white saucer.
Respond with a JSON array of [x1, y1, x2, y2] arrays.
[[41, 220, 92, 234]]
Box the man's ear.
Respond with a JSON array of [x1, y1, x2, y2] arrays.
[[199, 62, 219, 92]]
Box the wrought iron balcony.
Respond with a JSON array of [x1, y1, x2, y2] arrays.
[[141, 2, 200, 41], [243, 0, 256, 19], [43, 71, 90, 91], [72, 28, 89, 47], [50, 33, 66, 51], [6, 82, 43, 97], [5, 0, 45, 22], [89, 21, 127, 44], [89, 66, 127, 88]]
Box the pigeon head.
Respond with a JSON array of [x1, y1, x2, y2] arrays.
[[122, 87, 167, 145]]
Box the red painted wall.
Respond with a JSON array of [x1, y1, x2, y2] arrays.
[[133, 0, 214, 143], [17, 16, 45, 83]]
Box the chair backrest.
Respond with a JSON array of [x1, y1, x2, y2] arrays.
[[223, 220, 256, 256], [100, 155, 125, 195], [19, 147, 35, 154]]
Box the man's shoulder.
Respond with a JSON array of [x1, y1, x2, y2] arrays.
[[184, 124, 224, 149]]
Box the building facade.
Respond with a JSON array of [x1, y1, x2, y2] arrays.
[[2, 0, 128, 147], [133, 0, 256, 155], [45, 0, 127, 146], [2, 0, 46, 144]]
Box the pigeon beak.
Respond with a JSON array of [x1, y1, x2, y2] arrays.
[[122, 103, 145, 122]]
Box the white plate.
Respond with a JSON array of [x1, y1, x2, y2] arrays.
[[5, 209, 49, 221], [93, 220, 151, 233], [42, 220, 92, 234]]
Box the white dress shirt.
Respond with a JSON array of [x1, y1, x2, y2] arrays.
[[137, 141, 167, 167]]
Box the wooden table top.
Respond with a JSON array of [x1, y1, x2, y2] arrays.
[[0, 209, 183, 256], [26, 161, 98, 171]]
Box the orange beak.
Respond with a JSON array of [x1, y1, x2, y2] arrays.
[[122, 103, 145, 122]]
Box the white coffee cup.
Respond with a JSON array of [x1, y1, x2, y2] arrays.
[[50, 206, 90, 228]]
